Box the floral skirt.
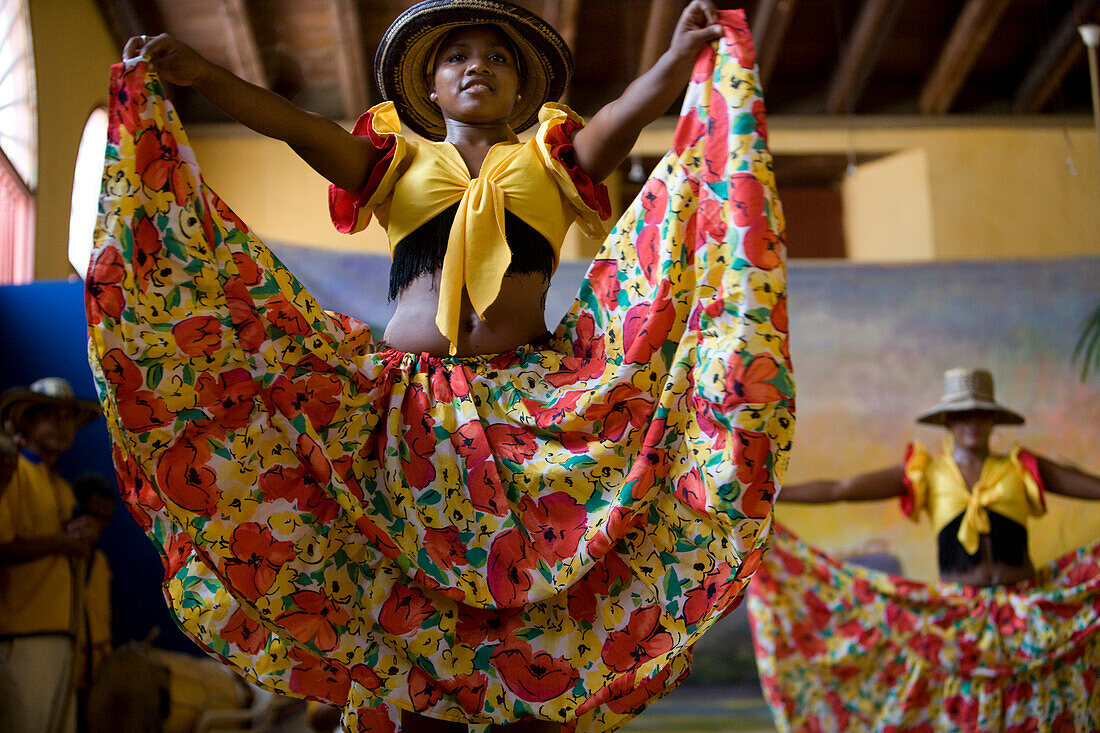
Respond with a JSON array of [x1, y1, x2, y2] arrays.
[[86, 10, 794, 732], [748, 526, 1100, 732]]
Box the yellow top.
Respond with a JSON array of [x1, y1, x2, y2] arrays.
[[903, 442, 1046, 555], [336, 101, 610, 353], [0, 453, 77, 636]]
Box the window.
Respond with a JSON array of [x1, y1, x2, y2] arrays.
[[69, 109, 108, 279], [0, 0, 37, 284]]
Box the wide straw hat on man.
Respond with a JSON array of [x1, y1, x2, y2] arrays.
[[915, 367, 1025, 426], [0, 377, 103, 433]]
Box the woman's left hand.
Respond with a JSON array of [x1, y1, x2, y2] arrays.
[[667, 0, 723, 62]]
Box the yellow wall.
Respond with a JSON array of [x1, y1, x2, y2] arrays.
[[29, 0, 119, 280]]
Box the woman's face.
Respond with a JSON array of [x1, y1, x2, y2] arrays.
[[429, 25, 521, 129], [946, 410, 996, 451]]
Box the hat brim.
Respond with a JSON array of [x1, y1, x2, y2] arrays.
[[375, 0, 573, 141], [0, 390, 103, 432], [915, 400, 1025, 426]]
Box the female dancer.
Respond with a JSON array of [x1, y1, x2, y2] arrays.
[[87, 1, 795, 731], [751, 367, 1100, 730]]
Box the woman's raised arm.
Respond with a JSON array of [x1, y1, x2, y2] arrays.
[[779, 465, 907, 503], [570, 0, 723, 182], [124, 34, 381, 193], [1036, 456, 1100, 500]]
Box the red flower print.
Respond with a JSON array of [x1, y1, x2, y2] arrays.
[[790, 620, 826, 658], [673, 468, 708, 514], [909, 631, 944, 664], [224, 276, 267, 351], [606, 664, 677, 715], [635, 225, 662, 287], [455, 605, 524, 647], [739, 479, 776, 519], [221, 607, 268, 655], [231, 252, 263, 285], [287, 646, 351, 703], [116, 387, 175, 433], [640, 177, 669, 226], [696, 196, 727, 247], [585, 383, 654, 444], [85, 247, 126, 325], [378, 583, 435, 637], [730, 173, 766, 227], [172, 316, 222, 358], [587, 259, 621, 311], [944, 693, 979, 727], [724, 354, 784, 410], [704, 93, 728, 179], [742, 221, 783, 270], [222, 522, 296, 601], [441, 673, 489, 716], [276, 590, 351, 652], [155, 438, 218, 516], [135, 126, 195, 206], [296, 433, 332, 485], [267, 373, 342, 430], [108, 64, 148, 144], [160, 530, 193, 578], [211, 191, 251, 235], [673, 108, 706, 155], [465, 462, 509, 516], [424, 526, 466, 571], [884, 604, 919, 634], [486, 423, 539, 464], [731, 429, 772, 485], [683, 562, 736, 626], [263, 294, 312, 336], [491, 639, 579, 702], [546, 312, 607, 387], [349, 664, 382, 693], [352, 708, 396, 733], [408, 666, 443, 712], [451, 421, 492, 464], [400, 384, 437, 489], [623, 280, 676, 365], [487, 527, 537, 606], [567, 552, 631, 624], [518, 492, 587, 564], [601, 605, 676, 674]]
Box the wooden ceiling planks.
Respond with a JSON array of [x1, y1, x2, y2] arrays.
[[919, 0, 1013, 114]]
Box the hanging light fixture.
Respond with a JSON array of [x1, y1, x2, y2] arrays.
[[1079, 24, 1100, 173]]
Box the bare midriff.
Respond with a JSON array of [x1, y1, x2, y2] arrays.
[[940, 534, 1036, 588], [382, 270, 551, 356]]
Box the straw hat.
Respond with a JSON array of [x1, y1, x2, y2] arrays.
[[915, 367, 1025, 426], [374, 0, 573, 141], [0, 377, 102, 433]]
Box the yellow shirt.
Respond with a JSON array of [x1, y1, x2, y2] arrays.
[[0, 453, 77, 636], [332, 101, 610, 353], [903, 443, 1046, 555]]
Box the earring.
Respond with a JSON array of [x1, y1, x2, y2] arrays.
[[429, 92, 438, 102]]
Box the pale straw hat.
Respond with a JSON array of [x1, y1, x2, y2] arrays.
[[915, 367, 1025, 426]]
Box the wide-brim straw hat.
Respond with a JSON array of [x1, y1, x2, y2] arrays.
[[374, 0, 573, 141], [915, 367, 1025, 426], [0, 377, 102, 432]]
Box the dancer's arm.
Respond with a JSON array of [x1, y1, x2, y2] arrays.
[[779, 465, 907, 503], [1036, 457, 1100, 500], [122, 35, 381, 193], [572, 0, 723, 182]]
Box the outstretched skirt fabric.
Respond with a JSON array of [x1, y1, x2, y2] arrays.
[[748, 526, 1100, 732], [86, 10, 794, 732]]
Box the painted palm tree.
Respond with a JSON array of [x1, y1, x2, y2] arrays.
[[1075, 303, 1100, 380]]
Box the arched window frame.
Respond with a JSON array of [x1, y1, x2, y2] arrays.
[[0, 0, 37, 284]]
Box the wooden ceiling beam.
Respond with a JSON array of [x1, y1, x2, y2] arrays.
[[1013, 0, 1100, 113], [752, 0, 799, 86], [639, 0, 681, 73], [542, 0, 580, 53], [331, 0, 370, 118], [825, 0, 906, 114], [919, 0, 1012, 114], [217, 0, 267, 88]]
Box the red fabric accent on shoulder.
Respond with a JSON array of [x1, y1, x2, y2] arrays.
[[1017, 448, 1047, 509], [328, 109, 398, 234], [545, 118, 612, 220], [900, 443, 917, 518]]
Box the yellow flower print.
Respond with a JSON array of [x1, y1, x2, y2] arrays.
[[268, 510, 304, 539], [254, 639, 287, 678], [439, 643, 477, 678], [138, 328, 175, 360], [215, 476, 262, 524], [210, 586, 233, 623], [600, 598, 627, 631]]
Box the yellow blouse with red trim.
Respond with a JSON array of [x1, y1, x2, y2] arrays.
[[902, 442, 1046, 555], [328, 101, 612, 354]]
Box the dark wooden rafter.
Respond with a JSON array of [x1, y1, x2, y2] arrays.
[[217, 0, 267, 88], [825, 0, 907, 114], [331, 0, 370, 118], [751, 0, 799, 86], [542, 0, 581, 53], [1013, 0, 1100, 113], [92, 0, 144, 48], [638, 0, 681, 74], [919, 0, 1012, 114]]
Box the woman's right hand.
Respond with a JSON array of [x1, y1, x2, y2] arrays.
[[122, 33, 213, 87]]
